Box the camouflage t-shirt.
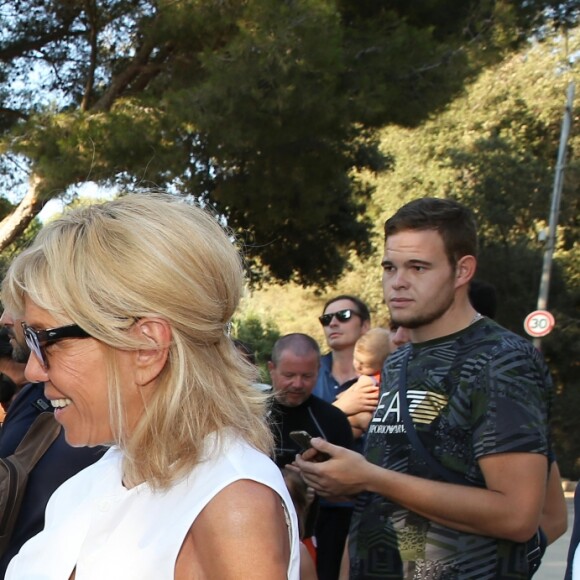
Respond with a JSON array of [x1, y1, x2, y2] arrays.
[[349, 318, 552, 579]]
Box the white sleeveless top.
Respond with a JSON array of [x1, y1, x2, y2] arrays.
[[6, 432, 300, 579]]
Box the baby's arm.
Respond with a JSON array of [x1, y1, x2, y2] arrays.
[[334, 375, 379, 439], [348, 411, 374, 438]]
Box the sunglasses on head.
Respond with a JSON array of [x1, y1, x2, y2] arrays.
[[318, 309, 361, 327], [21, 322, 90, 369]]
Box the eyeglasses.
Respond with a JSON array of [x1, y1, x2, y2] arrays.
[[318, 309, 361, 327], [21, 322, 90, 369]]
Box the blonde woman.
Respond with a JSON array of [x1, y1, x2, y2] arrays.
[[3, 194, 299, 579]]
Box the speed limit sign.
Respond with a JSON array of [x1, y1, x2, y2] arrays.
[[524, 310, 555, 338]]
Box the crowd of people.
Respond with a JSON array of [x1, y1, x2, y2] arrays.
[[0, 193, 576, 580]]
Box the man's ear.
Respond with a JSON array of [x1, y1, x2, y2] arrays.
[[133, 317, 172, 387], [267, 360, 275, 378], [455, 255, 477, 289]]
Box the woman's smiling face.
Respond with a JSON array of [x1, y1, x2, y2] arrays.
[[22, 296, 140, 448]]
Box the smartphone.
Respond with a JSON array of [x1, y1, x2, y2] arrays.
[[289, 430, 330, 461], [289, 430, 314, 451]]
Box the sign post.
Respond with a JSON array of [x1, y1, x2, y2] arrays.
[[533, 83, 573, 350]]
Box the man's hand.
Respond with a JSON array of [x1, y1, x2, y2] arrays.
[[297, 444, 547, 543], [295, 438, 372, 498], [334, 376, 379, 416]]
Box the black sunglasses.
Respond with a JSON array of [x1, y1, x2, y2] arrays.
[[318, 309, 361, 327], [21, 322, 90, 369]]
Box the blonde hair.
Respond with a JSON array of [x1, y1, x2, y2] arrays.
[[1, 193, 273, 489], [354, 327, 392, 370]]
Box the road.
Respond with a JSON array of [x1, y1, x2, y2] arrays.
[[535, 496, 575, 580]]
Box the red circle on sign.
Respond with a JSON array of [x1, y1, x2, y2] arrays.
[[524, 310, 555, 338]]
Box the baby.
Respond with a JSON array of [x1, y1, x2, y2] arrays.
[[336, 327, 393, 440], [353, 327, 392, 386]]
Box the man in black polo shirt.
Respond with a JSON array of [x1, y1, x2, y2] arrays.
[[268, 333, 353, 580]]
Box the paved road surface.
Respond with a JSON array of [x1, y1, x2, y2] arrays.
[[535, 496, 575, 580]]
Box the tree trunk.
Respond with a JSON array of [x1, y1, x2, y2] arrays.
[[0, 174, 45, 251]]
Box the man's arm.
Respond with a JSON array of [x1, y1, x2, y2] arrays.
[[333, 376, 379, 416], [334, 379, 376, 438], [346, 411, 374, 439], [541, 461, 568, 544], [296, 438, 547, 543], [334, 378, 377, 438], [338, 537, 349, 580]]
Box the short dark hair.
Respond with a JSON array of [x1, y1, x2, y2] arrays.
[[469, 279, 498, 319], [384, 197, 478, 267], [270, 333, 320, 366], [322, 294, 371, 323]]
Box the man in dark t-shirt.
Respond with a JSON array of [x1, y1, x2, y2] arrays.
[[351, 318, 550, 578], [268, 333, 353, 580], [296, 198, 552, 579]]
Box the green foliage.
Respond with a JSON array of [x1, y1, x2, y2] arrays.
[[231, 312, 281, 381], [0, 195, 42, 276], [0, 218, 41, 278], [1, 0, 573, 285]]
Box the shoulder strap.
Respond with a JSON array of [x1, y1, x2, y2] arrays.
[[12, 412, 62, 472], [398, 348, 468, 486]]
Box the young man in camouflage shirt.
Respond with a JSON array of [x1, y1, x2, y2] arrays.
[[297, 197, 552, 579]]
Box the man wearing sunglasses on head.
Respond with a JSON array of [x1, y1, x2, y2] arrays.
[[312, 295, 371, 580], [0, 310, 105, 576], [315, 296, 377, 446]]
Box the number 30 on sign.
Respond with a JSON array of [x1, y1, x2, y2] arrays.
[[524, 310, 555, 338]]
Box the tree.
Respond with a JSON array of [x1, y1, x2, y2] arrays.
[[1, 0, 574, 285], [232, 312, 280, 381], [312, 25, 580, 474]]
